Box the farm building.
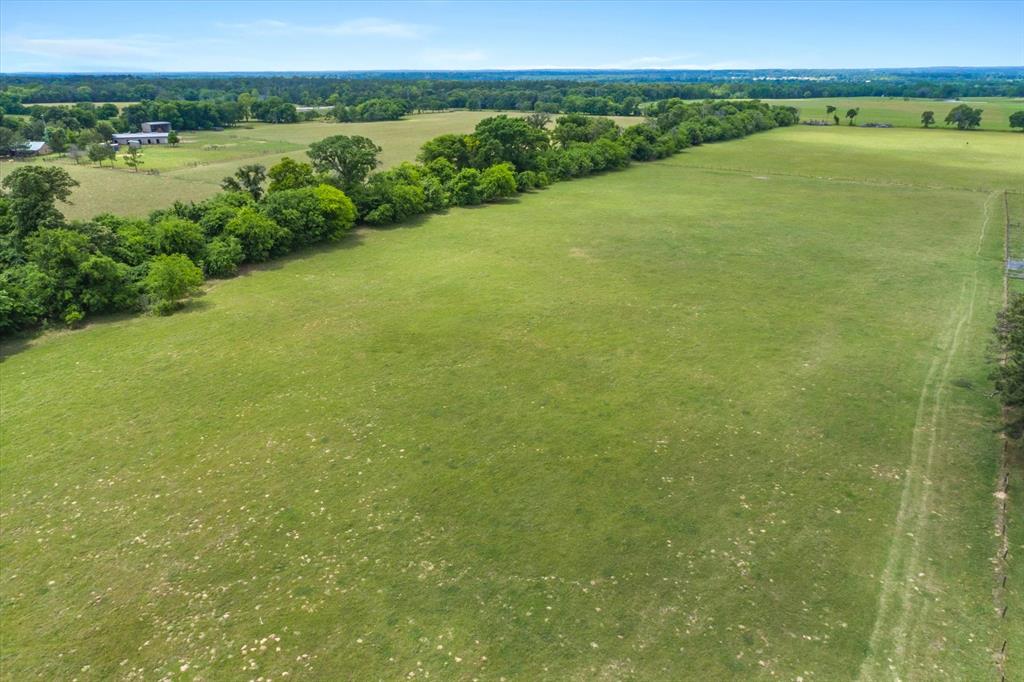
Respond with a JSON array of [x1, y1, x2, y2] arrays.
[[10, 141, 50, 157], [140, 121, 171, 133], [111, 132, 169, 147]]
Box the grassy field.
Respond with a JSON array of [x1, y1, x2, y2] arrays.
[[2, 125, 1020, 679], [763, 96, 1024, 131], [0, 112, 642, 220]]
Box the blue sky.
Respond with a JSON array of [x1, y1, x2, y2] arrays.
[[1, 1, 1021, 72]]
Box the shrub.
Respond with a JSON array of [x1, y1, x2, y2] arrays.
[[447, 168, 482, 206], [224, 207, 288, 262], [151, 216, 205, 260], [144, 253, 203, 315], [479, 163, 518, 202], [203, 236, 244, 278]]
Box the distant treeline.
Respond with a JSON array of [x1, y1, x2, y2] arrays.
[[1, 70, 1022, 115], [0, 99, 798, 334]]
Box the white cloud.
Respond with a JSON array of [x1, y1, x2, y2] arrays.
[[222, 17, 430, 39], [3, 35, 168, 61]]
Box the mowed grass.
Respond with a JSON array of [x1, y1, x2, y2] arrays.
[[0, 111, 643, 220], [764, 96, 1024, 131], [2, 127, 1021, 680]]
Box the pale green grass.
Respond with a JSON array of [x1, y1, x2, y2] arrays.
[[0, 111, 644, 220], [1, 126, 1018, 680], [763, 96, 1024, 131]]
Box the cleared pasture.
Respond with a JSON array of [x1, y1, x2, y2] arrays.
[[762, 95, 1024, 131], [2, 125, 1020, 679], [0, 111, 642, 219]]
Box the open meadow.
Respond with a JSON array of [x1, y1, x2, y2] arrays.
[[763, 96, 1024, 130], [2, 124, 1021, 679], [0, 112, 642, 220]]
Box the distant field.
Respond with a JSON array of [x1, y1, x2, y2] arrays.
[[0, 111, 643, 219], [763, 96, 1024, 131], [2, 125, 1020, 679]]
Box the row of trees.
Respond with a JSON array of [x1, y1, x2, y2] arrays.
[[0, 164, 357, 329], [2, 71, 1021, 111], [0, 101, 799, 334]]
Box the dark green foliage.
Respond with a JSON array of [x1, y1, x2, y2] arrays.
[[221, 164, 267, 201], [151, 217, 205, 260], [203, 236, 245, 278], [308, 135, 381, 190], [0, 165, 78, 239], [994, 294, 1024, 436], [472, 115, 549, 171], [417, 134, 474, 169], [1010, 111, 1024, 131], [224, 207, 288, 262], [250, 97, 297, 124], [944, 104, 983, 130], [921, 111, 936, 128], [144, 254, 203, 315], [447, 168, 482, 206]]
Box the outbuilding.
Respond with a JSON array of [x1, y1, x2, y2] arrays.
[[112, 132, 169, 146], [11, 141, 50, 157], [140, 121, 172, 133]]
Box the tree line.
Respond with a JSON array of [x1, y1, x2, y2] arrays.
[[2, 71, 1021, 115], [0, 100, 798, 334]]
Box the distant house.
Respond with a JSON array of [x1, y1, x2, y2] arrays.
[[10, 141, 50, 157], [112, 132, 169, 147], [140, 121, 171, 133]]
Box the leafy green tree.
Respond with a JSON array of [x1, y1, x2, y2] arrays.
[[144, 253, 203, 315], [168, 131, 180, 146], [221, 164, 266, 201], [77, 254, 136, 314], [237, 92, 254, 121], [203, 235, 245, 277], [1010, 111, 1024, 131], [826, 105, 837, 117], [96, 102, 119, 119], [524, 112, 551, 129], [845, 107, 860, 125], [123, 145, 144, 172], [308, 135, 381, 190], [478, 163, 518, 202], [87, 142, 116, 166], [47, 127, 69, 155], [0, 165, 78, 239], [0, 127, 26, 155], [95, 121, 116, 140], [418, 134, 474, 168], [224, 207, 287, 261], [944, 104, 983, 130], [833, 113, 840, 125], [472, 115, 549, 170], [267, 157, 319, 192], [921, 111, 935, 128], [994, 294, 1024, 435], [447, 168, 482, 206], [151, 216, 205, 259]]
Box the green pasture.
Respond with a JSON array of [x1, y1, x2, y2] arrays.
[[2, 125, 1020, 679], [0, 112, 642, 220], [763, 96, 1024, 131]]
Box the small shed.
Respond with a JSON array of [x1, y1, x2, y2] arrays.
[[11, 141, 50, 157], [140, 121, 172, 133]]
